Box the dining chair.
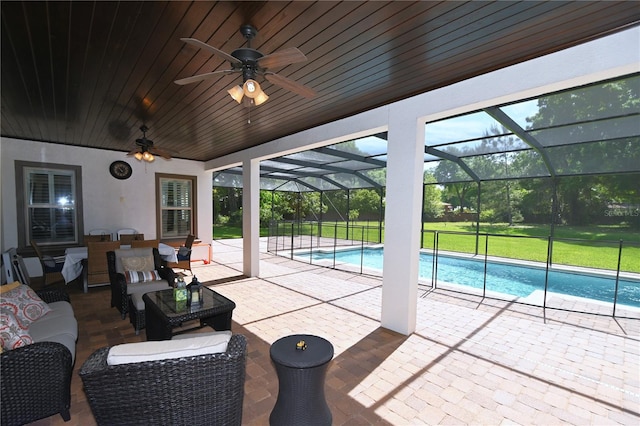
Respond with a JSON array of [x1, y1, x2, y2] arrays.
[[120, 233, 144, 245], [84, 234, 112, 243], [89, 229, 112, 239], [167, 234, 195, 274], [5, 248, 31, 286], [30, 240, 65, 287], [116, 228, 138, 240], [87, 241, 121, 287], [130, 239, 159, 249]]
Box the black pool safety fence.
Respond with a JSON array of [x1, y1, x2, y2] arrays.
[[267, 220, 640, 320]]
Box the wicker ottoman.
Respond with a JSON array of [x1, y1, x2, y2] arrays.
[[128, 293, 146, 335]]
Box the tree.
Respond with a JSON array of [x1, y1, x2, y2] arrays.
[[434, 153, 476, 213], [423, 173, 443, 220], [213, 187, 243, 225], [466, 126, 524, 225], [323, 190, 348, 220], [522, 76, 639, 225], [350, 189, 382, 220]]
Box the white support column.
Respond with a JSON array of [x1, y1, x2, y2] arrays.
[[242, 158, 260, 276], [381, 106, 425, 335]]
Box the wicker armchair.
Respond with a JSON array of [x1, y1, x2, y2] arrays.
[[107, 247, 175, 319], [1, 290, 74, 426], [79, 334, 247, 426]]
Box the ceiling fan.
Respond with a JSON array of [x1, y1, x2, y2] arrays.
[[127, 125, 171, 162], [175, 24, 316, 106]]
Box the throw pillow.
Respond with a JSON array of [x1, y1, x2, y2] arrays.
[[0, 284, 51, 328], [0, 281, 22, 294], [121, 255, 154, 272], [0, 311, 33, 351], [125, 270, 161, 284]]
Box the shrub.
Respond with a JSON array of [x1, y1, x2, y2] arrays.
[[228, 209, 243, 226], [480, 208, 498, 223]]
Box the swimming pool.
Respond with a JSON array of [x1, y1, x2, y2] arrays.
[[304, 247, 640, 308]]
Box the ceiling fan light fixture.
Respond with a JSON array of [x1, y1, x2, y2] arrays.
[[243, 79, 261, 98], [142, 151, 154, 162], [176, 30, 314, 105], [228, 85, 244, 103], [253, 90, 269, 106], [134, 152, 143, 161]]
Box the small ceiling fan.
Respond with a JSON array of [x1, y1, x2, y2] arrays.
[[175, 24, 316, 106], [127, 125, 171, 162]]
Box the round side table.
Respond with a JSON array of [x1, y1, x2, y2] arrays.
[[269, 334, 334, 426]]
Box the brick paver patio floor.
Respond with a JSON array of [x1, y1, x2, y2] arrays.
[[201, 239, 640, 425], [30, 238, 639, 425]]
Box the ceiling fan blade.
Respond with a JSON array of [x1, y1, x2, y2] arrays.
[[174, 69, 236, 85], [265, 73, 317, 98], [180, 38, 241, 65], [126, 149, 139, 156], [257, 47, 307, 69], [149, 146, 172, 160]]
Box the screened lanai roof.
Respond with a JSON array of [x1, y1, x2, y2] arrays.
[[214, 134, 388, 192], [213, 74, 640, 192]]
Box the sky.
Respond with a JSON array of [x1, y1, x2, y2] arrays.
[[352, 99, 539, 172]]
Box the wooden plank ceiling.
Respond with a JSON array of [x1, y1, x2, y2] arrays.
[[2, 1, 638, 162]]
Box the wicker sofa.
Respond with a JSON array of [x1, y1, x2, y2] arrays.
[[107, 247, 175, 319], [1, 289, 77, 425], [79, 333, 247, 425]]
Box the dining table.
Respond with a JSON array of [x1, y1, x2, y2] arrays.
[[61, 243, 178, 286]]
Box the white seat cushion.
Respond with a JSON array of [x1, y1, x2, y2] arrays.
[[130, 292, 146, 311], [126, 280, 170, 295], [106, 330, 232, 365], [29, 301, 78, 342], [28, 301, 78, 362]]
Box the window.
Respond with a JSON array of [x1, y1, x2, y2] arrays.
[[156, 174, 197, 240], [16, 161, 83, 247]]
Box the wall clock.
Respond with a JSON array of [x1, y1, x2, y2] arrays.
[[109, 160, 132, 180]]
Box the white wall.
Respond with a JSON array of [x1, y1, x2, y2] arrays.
[[1, 137, 213, 253]]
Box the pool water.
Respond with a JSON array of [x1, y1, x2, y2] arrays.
[[306, 247, 640, 308]]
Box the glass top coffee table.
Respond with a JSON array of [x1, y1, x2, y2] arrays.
[[143, 287, 236, 341]]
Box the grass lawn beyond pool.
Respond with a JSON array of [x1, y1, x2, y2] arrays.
[[213, 222, 640, 273]]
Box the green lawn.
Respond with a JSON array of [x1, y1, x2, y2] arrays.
[[422, 223, 639, 273], [213, 221, 640, 273], [422, 222, 639, 241], [212, 225, 269, 239]]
